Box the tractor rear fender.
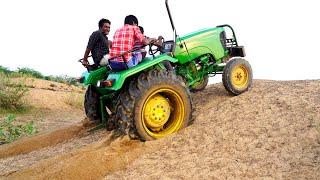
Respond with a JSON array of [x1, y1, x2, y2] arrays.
[[83, 66, 108, 86], [103, 54, 178, 91]]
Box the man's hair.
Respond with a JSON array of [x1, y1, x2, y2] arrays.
[[124, 15, 138, 25], [98, 18, 111, 29], [138, 26, 144, 34]]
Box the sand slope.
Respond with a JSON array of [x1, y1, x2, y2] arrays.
[[1, 80, 319, 179]]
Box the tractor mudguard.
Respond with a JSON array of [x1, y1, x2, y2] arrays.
[[103, 54, 178, 91], [83, 66, 108, 86]]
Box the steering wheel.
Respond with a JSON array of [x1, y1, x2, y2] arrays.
[[148, 37, 165, 56], [148, 43, 159, 56]]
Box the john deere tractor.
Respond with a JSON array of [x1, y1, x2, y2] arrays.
[[79, 0, 252, 141]]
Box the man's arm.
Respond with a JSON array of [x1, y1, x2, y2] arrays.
[[82, 48, 91, 66], [153, 36, 164, 47], [82, 31, 99, 66], [108, 40, 112, 49], [142, 38, 156, 45], [133, 26, 154, 45], [142, 35, 163, 46]]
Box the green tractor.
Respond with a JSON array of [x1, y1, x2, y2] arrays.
[[79, 0, 252, 141]]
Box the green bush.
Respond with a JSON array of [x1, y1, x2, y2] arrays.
[[45, 75, 78, 86], [65, 77, 78, 86], [0, 73, 29, 110], [18, 67, 44, 79], [0, 114, 37, 144], [0, 66, 13, 74], [1, 66, 79, 86]]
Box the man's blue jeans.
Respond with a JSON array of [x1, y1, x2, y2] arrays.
[[109, 52, 142, 71]]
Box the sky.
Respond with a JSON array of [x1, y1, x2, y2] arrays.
[[0, 0, 319, 82]]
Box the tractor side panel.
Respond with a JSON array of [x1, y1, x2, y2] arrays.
[[174, 28, 226, 64]]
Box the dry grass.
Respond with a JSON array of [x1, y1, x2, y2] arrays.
[[315, 120, 320, 134], [64, 92, 84, 110], [1, 77, 85, 134], [0, 73, 29, 111]]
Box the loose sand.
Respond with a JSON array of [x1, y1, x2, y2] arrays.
[[1, 80, 319, 179]]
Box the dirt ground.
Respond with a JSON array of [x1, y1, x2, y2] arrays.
[[1, 77, 86, 132], [0, 79, 319, 179]]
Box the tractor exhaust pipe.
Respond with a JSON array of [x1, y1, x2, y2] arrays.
[[165, 0, 177, 40]]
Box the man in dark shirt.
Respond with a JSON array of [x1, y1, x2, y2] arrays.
[[82, 18, 111, 67]]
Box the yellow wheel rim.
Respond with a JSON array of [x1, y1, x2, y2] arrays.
[[142, 88, 185, 139], [231, 64, 249, 89]]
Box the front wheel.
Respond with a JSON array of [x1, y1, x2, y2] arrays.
[[115, 70, 193, 141], [222, 58, 253, 95]]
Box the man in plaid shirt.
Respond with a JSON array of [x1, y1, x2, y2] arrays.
[[109, 15, 156, 71]]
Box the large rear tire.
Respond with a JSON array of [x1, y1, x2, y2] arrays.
[[222, 58, 253, 95], [84, 85, 101, 122], [115, 69, 193, 141]]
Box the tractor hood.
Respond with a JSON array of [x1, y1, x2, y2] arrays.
[[174, 27, 226, 64], [179, 27, 224, 41]]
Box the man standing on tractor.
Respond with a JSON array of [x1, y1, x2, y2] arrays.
[[109, 15, 157, 71], [82, 18, 111, 68]]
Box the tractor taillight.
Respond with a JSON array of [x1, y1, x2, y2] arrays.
[[97, 79, 115, 87]]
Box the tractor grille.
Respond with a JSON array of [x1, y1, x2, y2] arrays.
[[220, 31, 227, 51]]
